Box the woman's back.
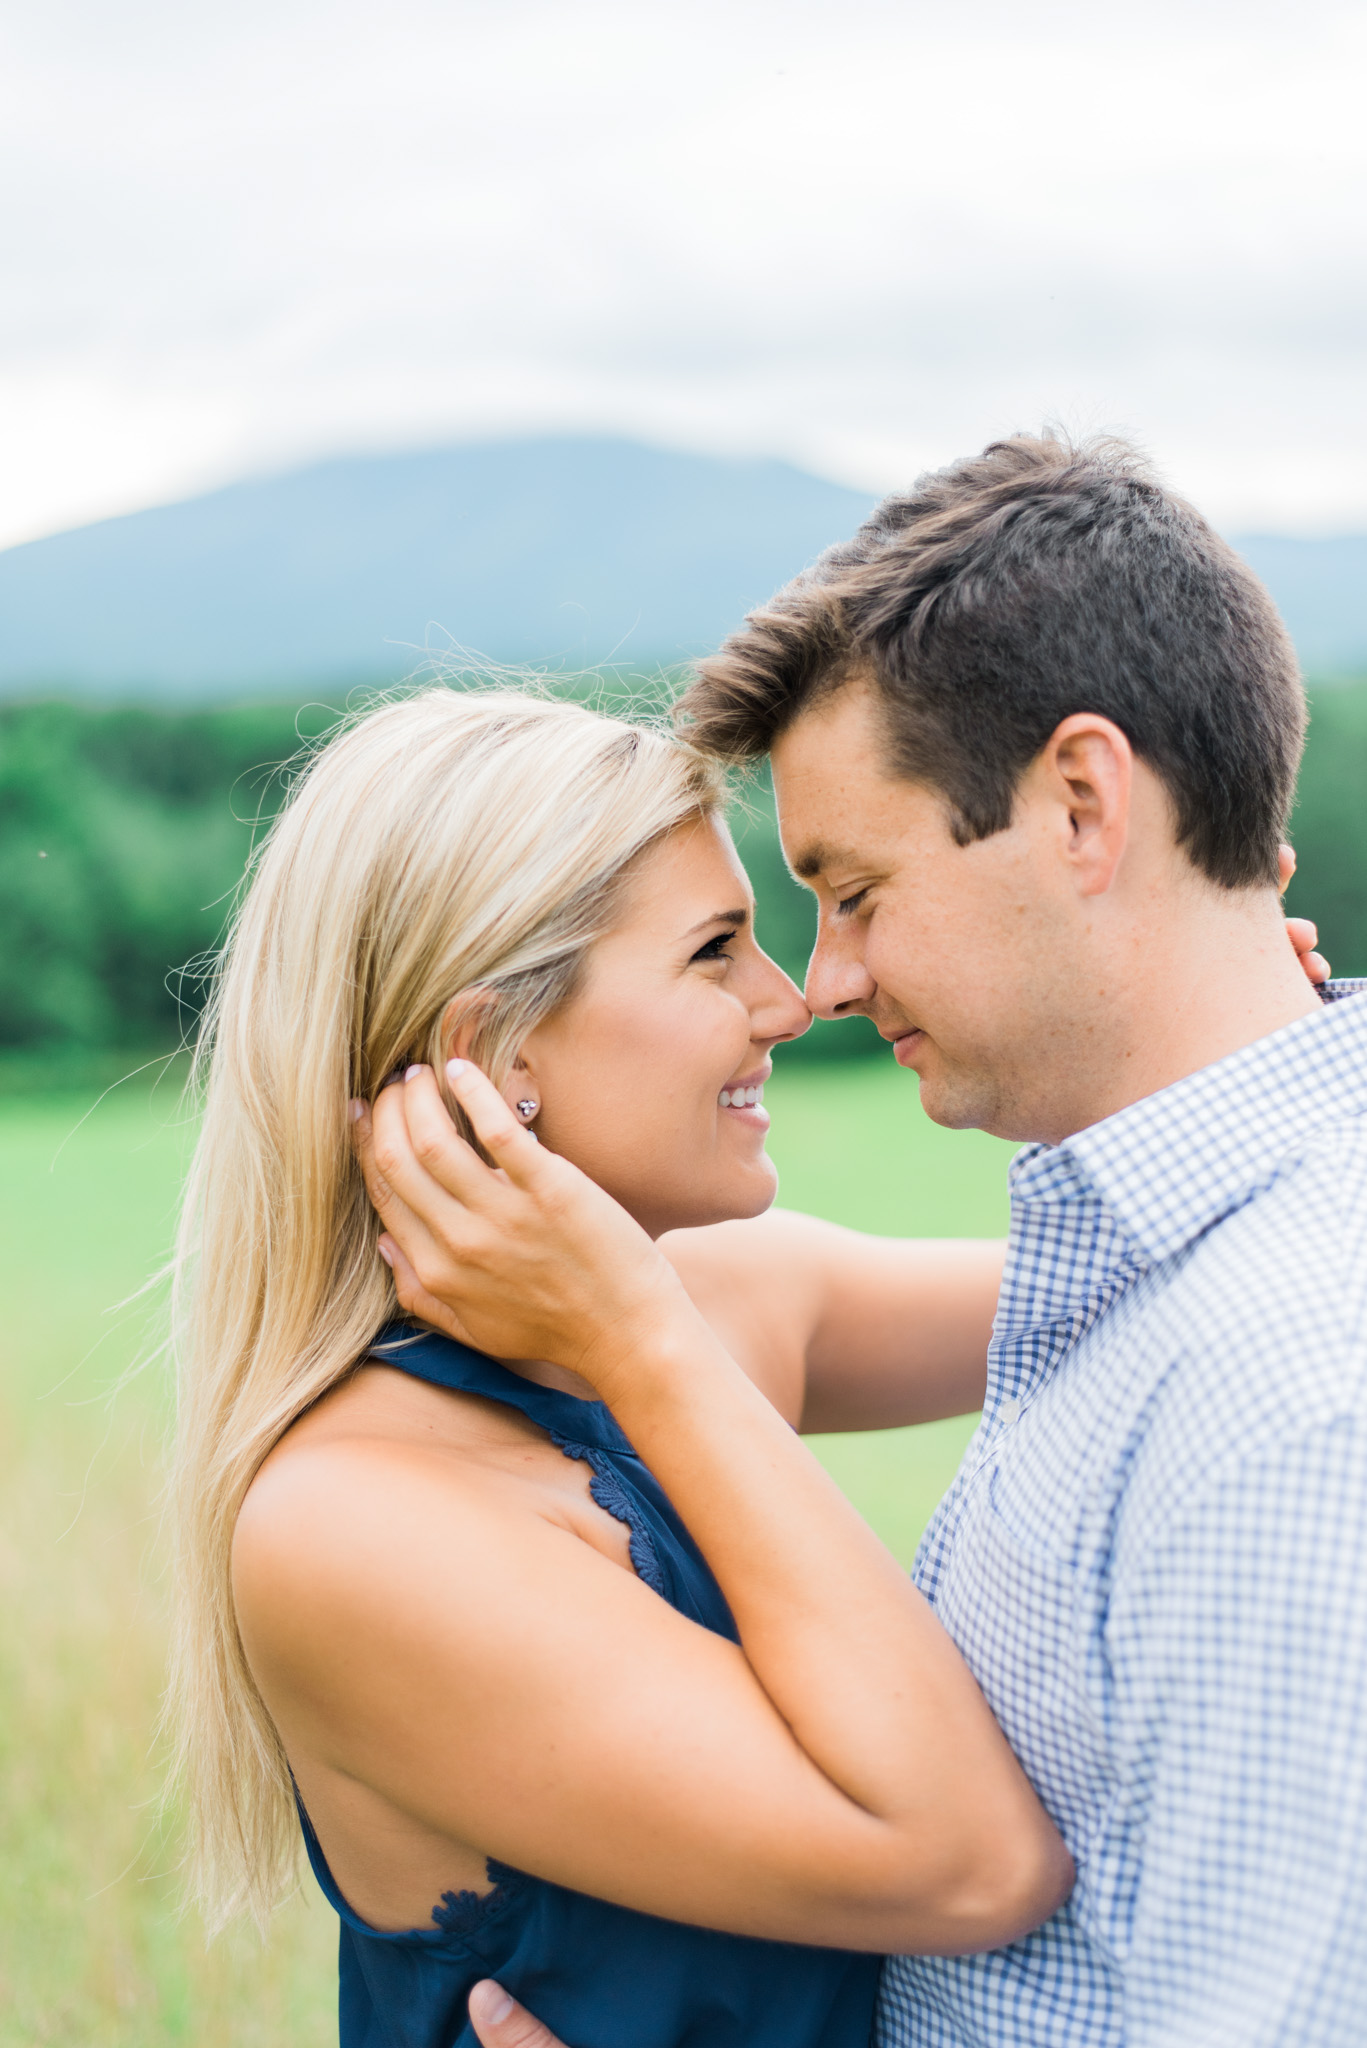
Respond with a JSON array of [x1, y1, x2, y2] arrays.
[[298, 1325, 880, 2048]]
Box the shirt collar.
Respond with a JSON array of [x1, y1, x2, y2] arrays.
[[1011, 979, 1367, 1264]]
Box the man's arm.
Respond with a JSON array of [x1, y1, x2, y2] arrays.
[[660, 1211, 1001, 1432], [1110, 1416, 1367, 2045]]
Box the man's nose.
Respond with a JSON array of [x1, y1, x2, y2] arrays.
[[804, 924, 876, 1022]]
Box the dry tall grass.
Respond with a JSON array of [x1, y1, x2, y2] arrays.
[[0, 1085, 335, 2046]]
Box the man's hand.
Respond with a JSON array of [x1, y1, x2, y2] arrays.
[[468, 1981, 569, 2048], [1279, 844, 1329, 984], [1286, 916, 1328, 984]]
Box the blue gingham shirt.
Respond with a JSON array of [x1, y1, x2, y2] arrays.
[[879, 981, 1367, 2047]]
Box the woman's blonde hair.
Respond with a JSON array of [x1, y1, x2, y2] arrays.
[[168, 686, 721, 1930]]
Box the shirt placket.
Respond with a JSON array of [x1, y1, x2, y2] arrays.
[[915, 1158, 1145, 1602]]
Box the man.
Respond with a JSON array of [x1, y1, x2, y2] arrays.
[[373, 434, 1367, 2044]]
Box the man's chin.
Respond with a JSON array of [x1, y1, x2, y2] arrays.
[[902, 1051, 998, 1134]]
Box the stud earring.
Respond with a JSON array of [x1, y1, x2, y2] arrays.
[[516, 1099, 539, 1121]]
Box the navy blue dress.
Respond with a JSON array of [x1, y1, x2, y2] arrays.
[[299, 1323, 880, 2048]]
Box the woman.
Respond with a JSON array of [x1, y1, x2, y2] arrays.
[[170, 686, 1074, 2048]]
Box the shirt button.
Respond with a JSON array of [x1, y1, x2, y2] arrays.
[[999, 1396, 1021, 1425]]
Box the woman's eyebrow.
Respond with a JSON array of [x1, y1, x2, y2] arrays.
[[682, 906, 750, 936]]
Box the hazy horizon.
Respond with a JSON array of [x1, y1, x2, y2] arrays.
[[2, 434, 1363, 694]]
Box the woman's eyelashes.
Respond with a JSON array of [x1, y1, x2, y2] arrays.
[[690, 929, 738, 964]]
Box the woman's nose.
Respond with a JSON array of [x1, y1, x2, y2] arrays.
[[750, 953, 813, 1046]]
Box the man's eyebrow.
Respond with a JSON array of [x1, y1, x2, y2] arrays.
[[790, 842, 855, 882], [682, 905, 750, 936]]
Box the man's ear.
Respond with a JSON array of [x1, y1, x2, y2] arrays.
[[1037, 713, 1134, 898]]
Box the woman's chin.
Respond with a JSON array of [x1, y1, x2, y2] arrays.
[[739, 1154, 780, 1214], [676, 1159, 780, 1232], [635, 1171, 774, 1228], [607, 1152, 780, 1238]]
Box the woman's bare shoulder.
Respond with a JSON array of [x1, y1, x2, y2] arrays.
[[235, 1398, 502, 1632], [232, 1361, 633, 1678]]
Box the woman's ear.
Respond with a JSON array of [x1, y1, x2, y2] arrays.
[[441, 989, 495, 1065], [439, 995, 542, 1129], [503, 1053, 541, 1131]]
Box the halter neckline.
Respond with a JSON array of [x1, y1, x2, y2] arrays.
[[370, 1321, 635, 1455]]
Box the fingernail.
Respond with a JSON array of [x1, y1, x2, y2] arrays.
[[470, 1982, 514, 2023], [349, 1099, 365, 1123], [405, 1064, 425, 1081], [446, 1058, 469, 1079], [377, 1241, 394, 1268]]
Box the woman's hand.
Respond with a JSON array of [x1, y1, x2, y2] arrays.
[[1279, 844, 1329, 984], [353, 1060, 698, 1396]]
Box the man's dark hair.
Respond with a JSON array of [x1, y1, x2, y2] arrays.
[[677, 432, 1305, 888]]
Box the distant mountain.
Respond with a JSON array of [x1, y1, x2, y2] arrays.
[[0, 439, 875, 697], [0, 437, 1362, 696]]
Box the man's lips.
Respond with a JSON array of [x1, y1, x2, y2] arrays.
[[890, 1028, 925, 1069]]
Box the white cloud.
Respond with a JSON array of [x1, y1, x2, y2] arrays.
[[1, 0, 1363, 546]]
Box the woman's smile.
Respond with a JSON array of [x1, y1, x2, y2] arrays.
[[718, 1068, 770, 1126]]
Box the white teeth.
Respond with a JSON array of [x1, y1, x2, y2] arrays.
[[719, 1089, 731, 1108], [719, 1085, 764, 1109]]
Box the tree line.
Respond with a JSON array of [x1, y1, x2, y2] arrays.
[[3, 683, 1364, 1069]]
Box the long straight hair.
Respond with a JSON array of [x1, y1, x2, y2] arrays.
[[168, 687, 720, 1930]]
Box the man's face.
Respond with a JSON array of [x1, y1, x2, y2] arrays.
[[770, 679, 1080, 1142]]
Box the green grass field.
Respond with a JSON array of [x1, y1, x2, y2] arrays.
[[0, 1059, 1012, 2045]]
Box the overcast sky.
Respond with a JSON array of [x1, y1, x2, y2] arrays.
[[2, 0, 1364, 550]]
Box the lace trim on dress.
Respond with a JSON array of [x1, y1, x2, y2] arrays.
[[431, 1858, 531, 1937], [549, 1435, 669, 1598]]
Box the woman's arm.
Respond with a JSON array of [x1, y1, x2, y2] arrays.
[[659, 1211, 1001, 1432], [236, 1417, 1058, 1955], [338, 1063, 1070, 1954]]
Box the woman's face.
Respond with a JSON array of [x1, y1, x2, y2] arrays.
[[506, 816, 811, 1238]]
